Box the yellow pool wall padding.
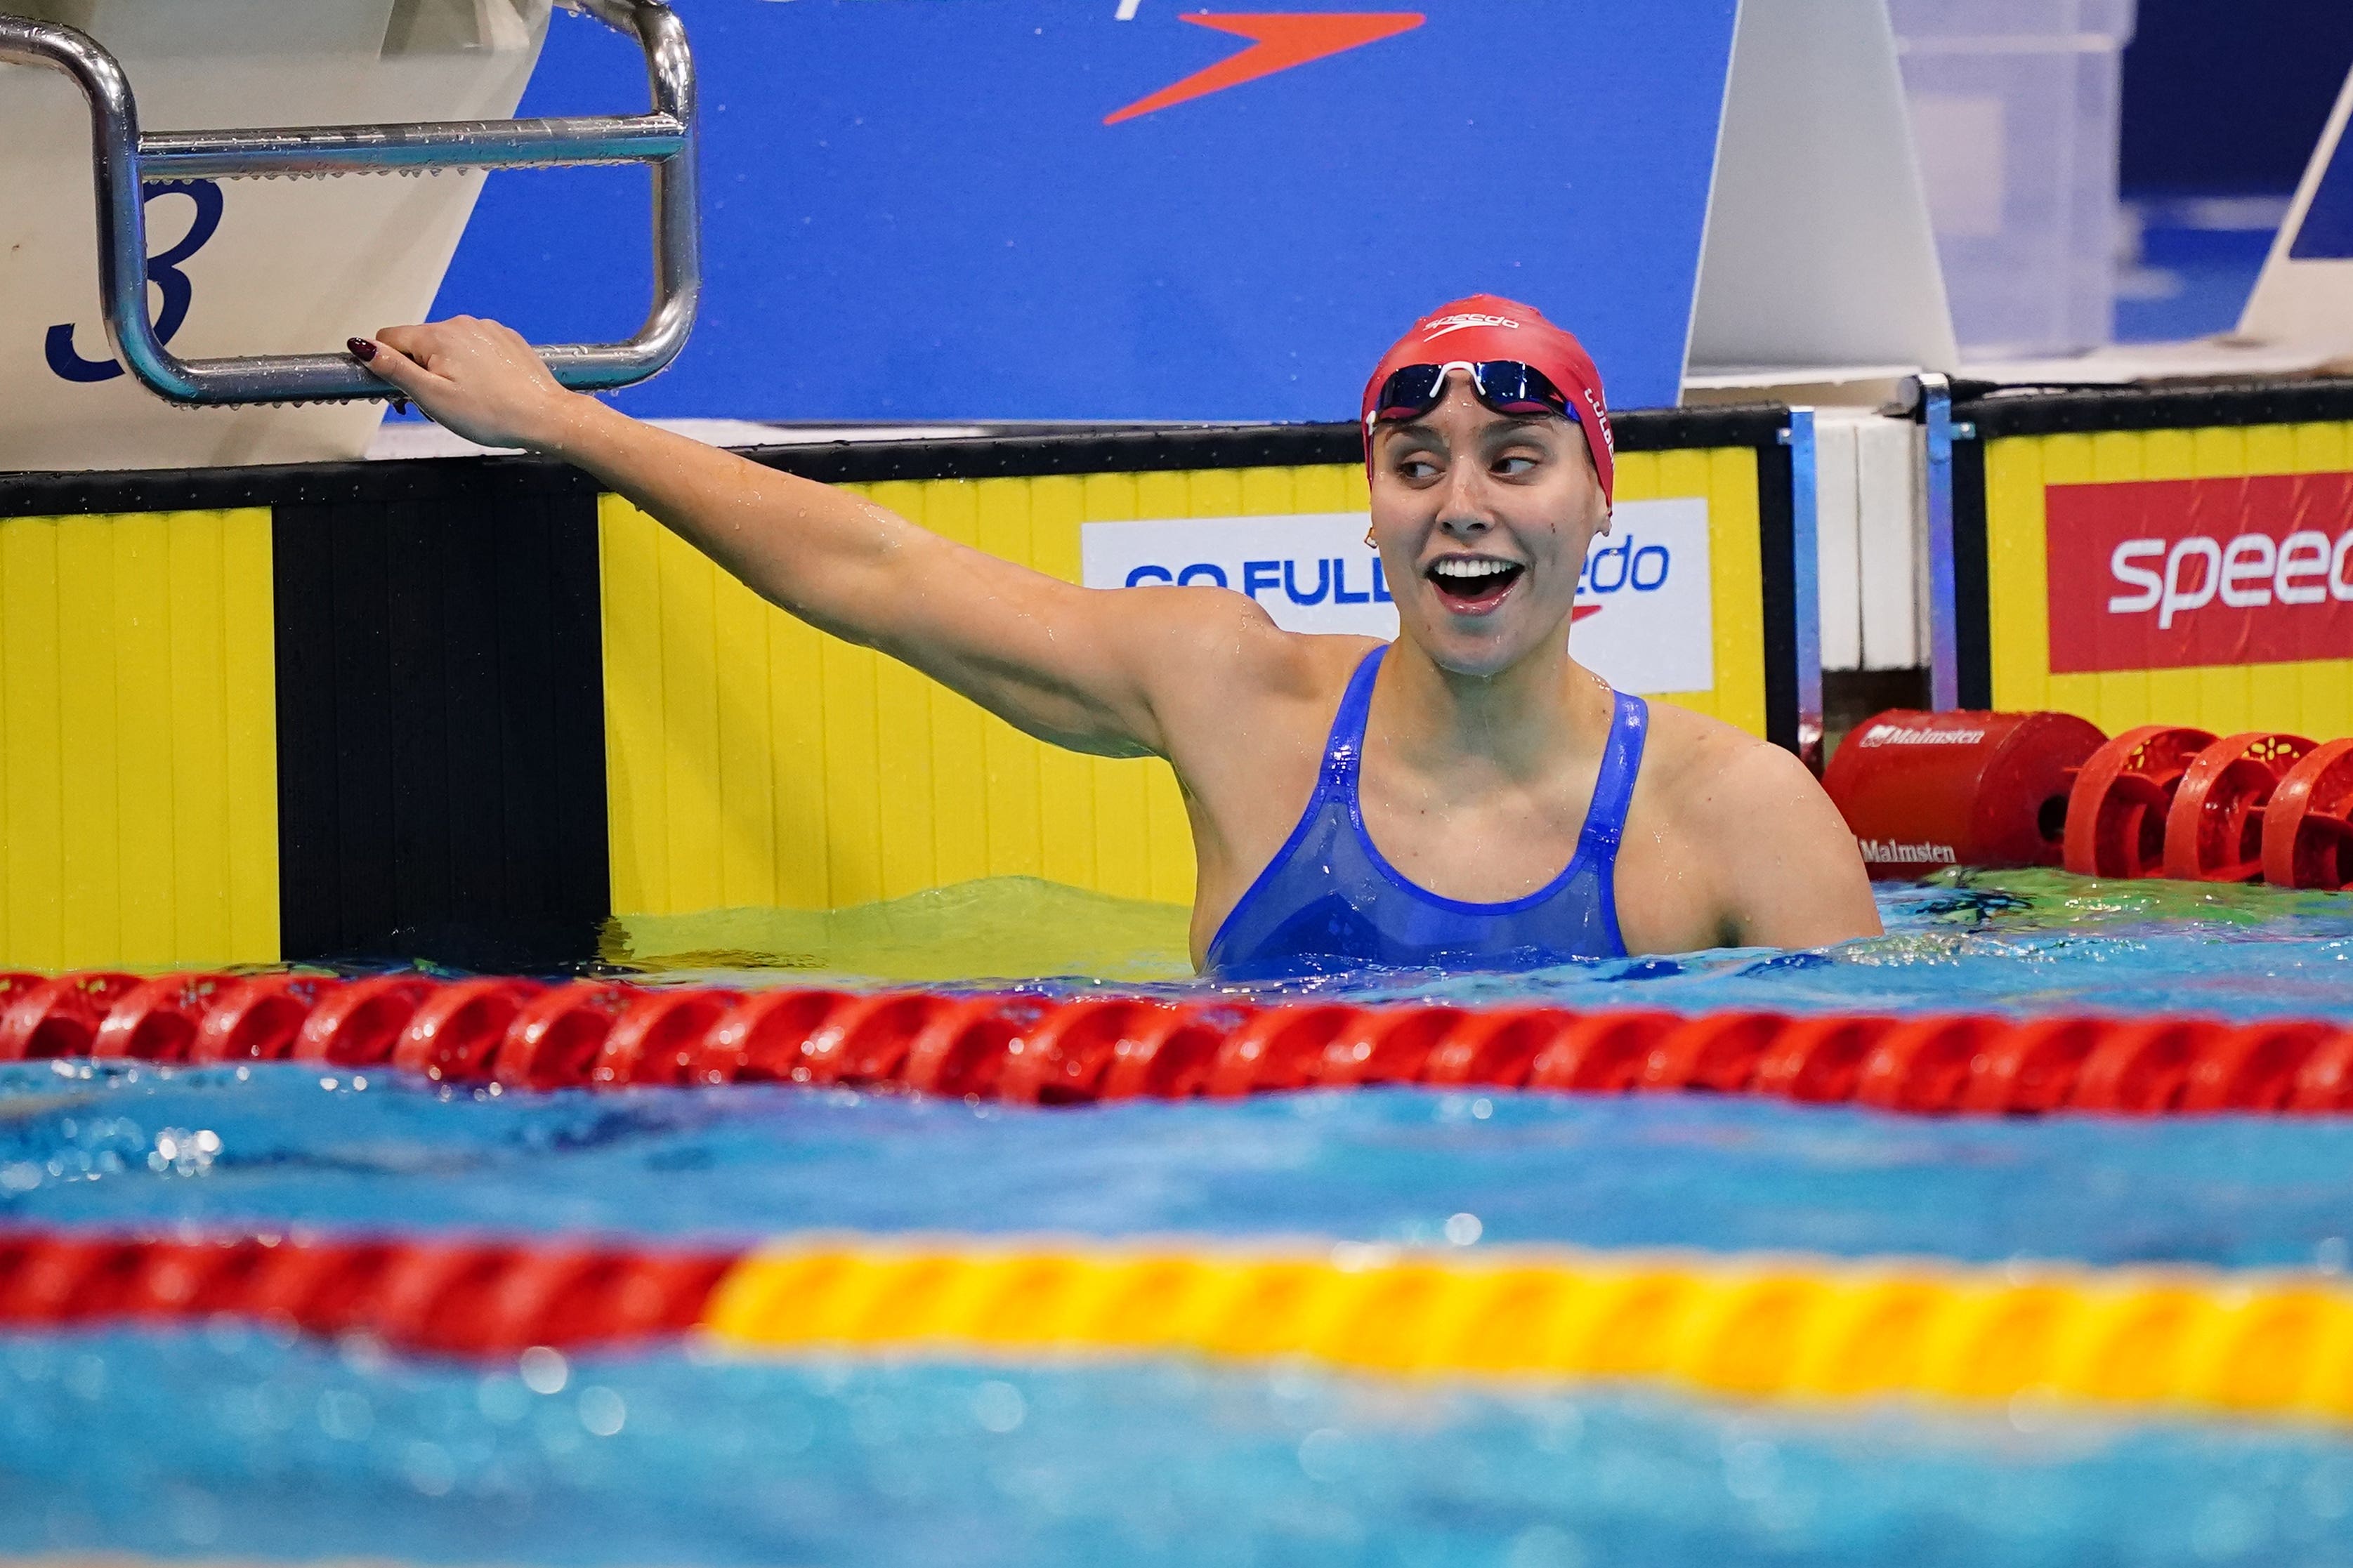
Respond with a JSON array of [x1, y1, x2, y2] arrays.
[[700, 1239, 2353, 1423], [1984, 420, 2353, 739], [0, 509, 279, 973], [599, 449, 1766, 918]]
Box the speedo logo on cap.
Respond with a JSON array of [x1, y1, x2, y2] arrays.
[[1421, 312, 1521, 340]]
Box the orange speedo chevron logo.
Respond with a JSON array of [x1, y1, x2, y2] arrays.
[[1106, 13, 1426, 124]]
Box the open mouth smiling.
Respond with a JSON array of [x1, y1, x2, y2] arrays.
[[1425, 554, 1525, 612]]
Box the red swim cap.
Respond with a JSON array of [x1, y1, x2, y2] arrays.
[[1360, 294, 1615, 508]]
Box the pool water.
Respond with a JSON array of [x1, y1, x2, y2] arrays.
[[608, 869, 2353, 1024], [5, 871, 2353, 1566], [8, 1333, 2352, 1568]]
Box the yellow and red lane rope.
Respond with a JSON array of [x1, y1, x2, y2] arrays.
[[704, 1239, 2353, 1421], [6, 969, 2353, 1116], [8, 1226, 2353, 1427]]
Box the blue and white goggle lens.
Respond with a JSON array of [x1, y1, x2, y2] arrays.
[[1372, 360, 1576, 425]]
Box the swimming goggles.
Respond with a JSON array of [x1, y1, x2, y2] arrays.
[[1368, 360, 1579, 428]]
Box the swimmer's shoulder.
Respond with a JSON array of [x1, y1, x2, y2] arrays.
[[1628, 701, 1837, 848], [1112, 583, 1379, 738], [1621, 699, 1877, 948]]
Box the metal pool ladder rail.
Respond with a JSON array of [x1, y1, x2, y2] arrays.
[[0, 0, 698, 406]]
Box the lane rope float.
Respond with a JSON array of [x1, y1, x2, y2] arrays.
[[7, 1225, 2353, 1426], [0, 1228, 728, 1356], [1823, 708, 2353, 890], [3, 970, 2351, 1116]]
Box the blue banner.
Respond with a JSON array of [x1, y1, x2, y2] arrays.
[[431, 0, 1736, 421], [2290, 116, 2353, 260]]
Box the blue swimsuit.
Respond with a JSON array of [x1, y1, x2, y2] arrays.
[[1204, 645, 1649, 978]]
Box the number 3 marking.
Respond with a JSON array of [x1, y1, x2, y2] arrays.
[[44, 179, 226, 384]]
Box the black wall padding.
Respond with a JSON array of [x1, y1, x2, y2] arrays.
[[1959, 378, 2353, 440], [272, 485, 609, 970], [1752, 437, 1801, 758], [1952, 438, 1993, 712]]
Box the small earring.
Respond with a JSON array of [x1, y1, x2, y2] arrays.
[[1363, 527, 1377, 548]]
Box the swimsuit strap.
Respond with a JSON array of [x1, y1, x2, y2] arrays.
[[1578, 690, 1649, 862], [1320, 644, 1388, 793], [1330, 649, 1644, 862]]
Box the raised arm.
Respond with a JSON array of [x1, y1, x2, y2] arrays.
[[356, 317, 1264, 759]]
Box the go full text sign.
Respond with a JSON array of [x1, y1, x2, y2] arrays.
[[1079, 500, 1715, 695], [2045, 473, 2353, 674]]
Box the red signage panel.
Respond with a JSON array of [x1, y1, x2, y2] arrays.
[[2045, 473, 2353, 673]]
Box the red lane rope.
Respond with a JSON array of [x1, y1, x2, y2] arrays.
[[0, 1228, 734, 1354], [4, 970, 2350, 1116]]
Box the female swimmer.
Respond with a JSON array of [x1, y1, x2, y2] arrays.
[[351, 294, 1880, 975]]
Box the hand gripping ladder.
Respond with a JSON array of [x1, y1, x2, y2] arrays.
[[0, 0, 697, 405]]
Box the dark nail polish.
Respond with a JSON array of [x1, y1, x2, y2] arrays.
[[391, 397, 409, 415], [347, 337, 377, 362]]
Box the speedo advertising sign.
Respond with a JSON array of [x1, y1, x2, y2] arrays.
[[2045, 472, 2353, 673], [437, 1, 1739, 421], [1080, 499, 1715, 694]]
